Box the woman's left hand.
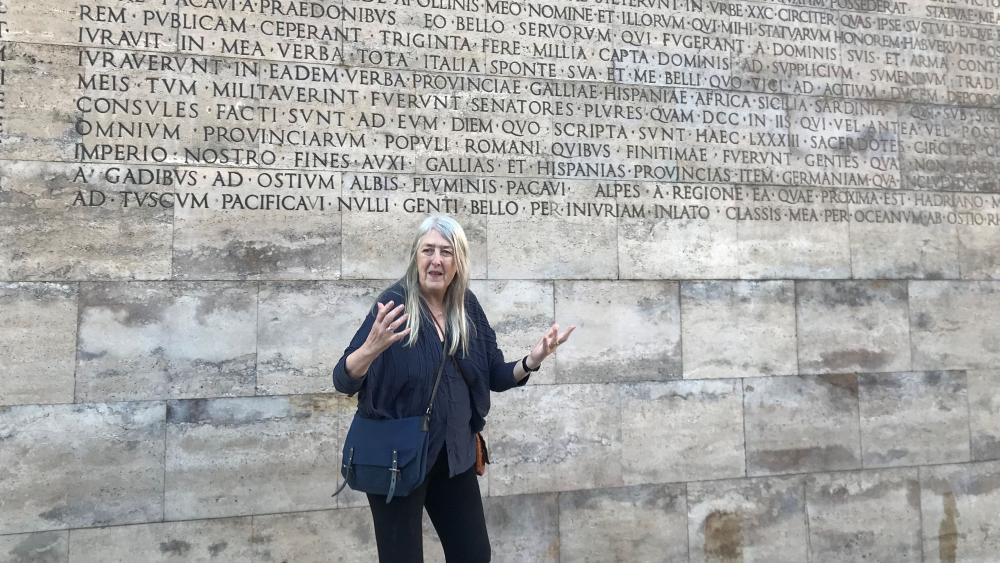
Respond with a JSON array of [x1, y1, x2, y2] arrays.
[[527, 323, 575, 368]]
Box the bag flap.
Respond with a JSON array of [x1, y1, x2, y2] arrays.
[[342, 413, 427, 467]]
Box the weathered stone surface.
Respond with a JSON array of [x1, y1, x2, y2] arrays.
[[470, 280, 554, 375], [253, 508, 377, 563], [806, 468, 923, 563], [172, 167, 343, 280], [744, 375, 861, 476], [899, 105, 1000, 193], [688, 476, 808, 563], [340, 182, 488, 280], [848, 190, 961, 279], [0, 283, 77, 406], [0, 160, 172, 280], [257, 280, 386, 396], [958, 220, 1000, 280], [554, 280, 681, 383], [737, 196, 852, 279], [968, 370, 1000, 461], [5, 2, 177, 48], [559, 484, 688, 563], [0, 401, 165, 534], [488, 384, 621, 496], [859, 371, 971, 468], [70, 517, 254, 563], [0, 531, 68, 563], [619, 186, 740, 279], [164, 394, 349, 520], [796, 280, 911, 374], [681, 280, 797, 378], [920, 460, 1000, 563], [76, 282, 257, 401], [910, 281, 1000, 370], [621, 381, 745, 486], [487, 180, 618, 280]]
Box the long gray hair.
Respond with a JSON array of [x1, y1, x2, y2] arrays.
[[402, 215, 471, 356]]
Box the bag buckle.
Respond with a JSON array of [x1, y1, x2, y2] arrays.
[[386, 450, 400, 504]]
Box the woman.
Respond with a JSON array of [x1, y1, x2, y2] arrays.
[[332, 215, 574, 563]]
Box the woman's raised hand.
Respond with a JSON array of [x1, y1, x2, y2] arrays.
[[363, 300, 411, 356], [528, 323, 575, 367]]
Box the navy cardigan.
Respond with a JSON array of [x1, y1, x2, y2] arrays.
[[333, 281, 529, 476]]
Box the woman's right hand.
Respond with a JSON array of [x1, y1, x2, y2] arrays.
[[362, 300, 411, 356], [345, 300, 410, 379]]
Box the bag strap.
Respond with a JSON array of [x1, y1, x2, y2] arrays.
[[422, 324, 449, 432]]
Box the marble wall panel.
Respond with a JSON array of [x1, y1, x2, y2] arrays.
[[848, 189, 962, 279], [859, 371, 970, 468], [252, 508, 377, 563], [910, 281, 1000, 370], [688, 476, 808, 563], [163, 394, 349, 520], [796, 280, 911, 374], [744, 375, 861, 476], [487, 384, 622, 496], [257, 280, 385, 396], [554, 280, 681, 384], [470, 280, 554, 379], [920, 460, 1000, 563], [559, 484, 689, 563], [340, 177, 489, 279], [957, 216, 1000, 280], [76, 281, 257, 401], [680, 280, 797, 379], [69, 517, 254, 563], [0, 401, 165, 534], [618, 183, 741, 279], [487, 180, 619, 279], [899, 105, 1000, 193], [968, 370, 1000, 461], [5, 0, 177, 48], [621, 380, 745, 486], [0, 161, 173, 280], [806, 468, 923, 563], [171, 167, 343, 280], [737, 192, 853, 279], [0, 283, 77, 406], [0, 531, 68, 563], [0, 43, 79, 162]]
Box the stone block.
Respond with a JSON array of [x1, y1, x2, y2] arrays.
[[171, 167, 343, 280], [0, 401, 165, 534], [860, 371, 971, 467], [0, 283, 77, 406], [559, 484, 688, 563], [910, 281, 1000, 370], [958, 218, 1000, 279], [796, 280, 911, 374], [164, 394, 350, 520], [554, 280, 681, 384], [69, 517, 254, 563], [0, 531, 68, 563], [806, 468, 922, 563], [681, 280, 797, 379], [257, 281, 386, 396], [688, 476, 808, 563], [0, 161, 172, 280], [252, 508, 377, 563], [968, 370, 1000, 461], [920, 460, 1000, 563], [76, 282, 257, 401], [621, 381, 745, 486], [470, 280, 554, 380], [744, 375, 861, 476], [488, 384, 621, 496]]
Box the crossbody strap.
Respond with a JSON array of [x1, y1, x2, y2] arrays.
[[422, 327, 449, 432]]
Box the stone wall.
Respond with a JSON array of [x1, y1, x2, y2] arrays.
[[1, 0, 999, 560]]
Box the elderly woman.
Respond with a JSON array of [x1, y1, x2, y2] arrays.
[[332, 215, 573, 563]]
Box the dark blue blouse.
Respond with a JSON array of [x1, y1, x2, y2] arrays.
[[332, 281, 530, 477]]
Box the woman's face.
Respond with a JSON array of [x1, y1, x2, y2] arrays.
[[416, 229, 457, 298]]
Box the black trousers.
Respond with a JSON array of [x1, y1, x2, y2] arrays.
[[367, 445, 491, 563]]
